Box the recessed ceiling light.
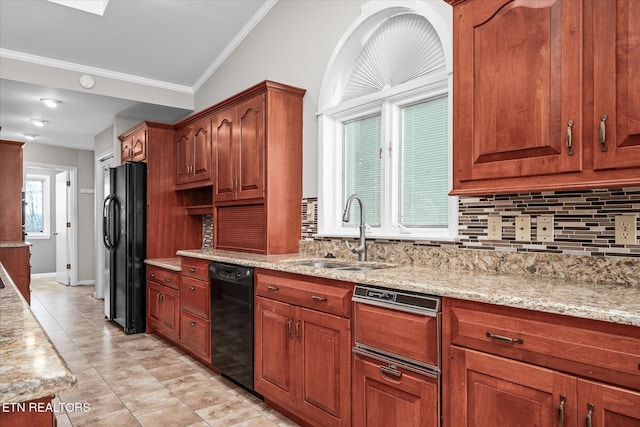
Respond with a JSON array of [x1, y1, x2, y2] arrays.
[[47, 0, 109, 16], [30, 119, 48, 127], [40, 98, 62, 108], [23, 134, 38, 141]]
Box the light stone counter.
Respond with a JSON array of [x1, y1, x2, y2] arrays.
[[176, 248, 640, 327], [0, 263, 77, 403], [144, 257, 181, 271]]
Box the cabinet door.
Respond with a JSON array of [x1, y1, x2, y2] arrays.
[[236, 94, 265, 200], [254, 296, 296, 405], [129, 128, 147, 162], [176, 127, 193, 184], [592, 0, 640, 171], [181, 310, 210, 361], [299, 307, 351, 427], [147, 281, 162, 332], [160, 286, 180, 341], [121, 136, 133, 162], [213, 110, 237, 201], [577, 380, 640, 427], [192, 116, 212, 182], [449, 346, 578, 427], [452, 0, 582, 187], [353, 355, 439, 427]]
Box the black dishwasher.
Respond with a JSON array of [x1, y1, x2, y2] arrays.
[[209, 262, 256, 393]]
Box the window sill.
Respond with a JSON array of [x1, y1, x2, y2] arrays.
[[26, 234, 51, 240], [314, 230, 458, 242]]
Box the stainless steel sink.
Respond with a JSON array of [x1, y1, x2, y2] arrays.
[[298, 261, 350, 269], [293, 260, 393, 271]]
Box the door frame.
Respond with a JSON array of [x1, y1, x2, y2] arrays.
[[24, 162, 78, 286], [95, 150, 113, 301]]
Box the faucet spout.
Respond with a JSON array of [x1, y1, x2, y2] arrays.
[[342, 194, 367, 262]]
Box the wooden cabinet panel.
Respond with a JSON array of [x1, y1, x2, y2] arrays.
[[355, 302, 439, 368], [0, 246, 31, 304], [213, 109, 235, 201], [0, 140, 24, 242], [215, 204, 266, 253], [592, 0, 640, 172], [120, 127, 147, 163], [176, 129, 192, 184], [449, 346, 579, 427], [353, 354, 439, 427], [181, 276, 209, 320], [146, 278, 180, 342], [147, 265, 179, 290], [181, 310, 210, 360], [181, 257, 209, 282], [577, 380, 640, 427], [446, 298, 640, 391], [236, 94, 265, 200], [147, 281, 162, 331], [175, 115, 212, 188]]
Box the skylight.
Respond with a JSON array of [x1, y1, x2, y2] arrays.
[[47, 0, 109, 16]]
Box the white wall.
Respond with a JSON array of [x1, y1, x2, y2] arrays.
[[23, 143, 95, 282], [195, 0, 367, 198]]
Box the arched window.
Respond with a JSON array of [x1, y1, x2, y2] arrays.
[[317, 1, 456, 240]]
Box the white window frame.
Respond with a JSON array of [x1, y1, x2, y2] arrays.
[[25, 173, 51, 239], [317, 0, 456, 241]]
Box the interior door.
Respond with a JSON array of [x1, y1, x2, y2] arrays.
[[55, 171, 70, 285]]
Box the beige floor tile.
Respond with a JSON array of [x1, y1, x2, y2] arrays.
[[65, 392, 126, 422], [120, 387, 182, 416], [135, 403, 204, 427], [230, 415, 280, 427], [147, 361, 198, 382], [58, 378, 113, 404], [196, 397, 263, 427], [71, 407, 141, 427], [162, 372, 218, 396]]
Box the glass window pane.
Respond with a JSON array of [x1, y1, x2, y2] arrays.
[[401, 96, 448, 227], [25, 178, 44, 233], [343, 115, 381, 227]]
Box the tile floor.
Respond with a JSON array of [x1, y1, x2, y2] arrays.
[[30, 278, 300, 427]]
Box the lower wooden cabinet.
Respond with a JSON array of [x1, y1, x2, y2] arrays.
[[146, 266, 180, 342], [0, 245, 31, 303], [352, 353, 440, 427], [254, 270, 352, 427], [179, 257, 211, 363], [449, 346, 640, 427], [180, 309, 210, 360]]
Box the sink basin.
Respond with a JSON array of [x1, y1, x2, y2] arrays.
[[292, 259, 393, 271]]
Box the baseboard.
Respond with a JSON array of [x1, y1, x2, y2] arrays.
[[75, 280, 95, 286], [31, 272, 56, 279]]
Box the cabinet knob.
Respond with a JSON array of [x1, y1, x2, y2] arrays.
[[189, 321, 197, 327], [189, 268, 196, 273], [189, 286, 196, 291], [164, 278, 171, 283]]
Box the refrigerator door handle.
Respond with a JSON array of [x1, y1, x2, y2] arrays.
[[112, 195, 121, 249], [102, 195, 113, 250]]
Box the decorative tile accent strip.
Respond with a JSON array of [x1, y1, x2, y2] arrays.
[[301, 198, 318, 240], [202, 214, 213, 249]]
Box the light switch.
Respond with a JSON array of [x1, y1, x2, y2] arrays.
[[515, 216, 531, 241], [536, 215, 554, 242], [615, 215, 637, 245], [306, 201, 315, 222], [487, 216, 502, 240]]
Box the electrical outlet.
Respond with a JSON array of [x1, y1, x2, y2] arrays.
[[515, 216, 531, 241], [487, 216, 502, 240], [306, 201, 315, 222], [615, 215, 637, 245], [536, 215, 554, 242]]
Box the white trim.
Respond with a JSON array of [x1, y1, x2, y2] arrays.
[[75, 280, 95, 286], [193, 0, 279, 91], [0, 49, 193, 94], [31, 272, 56, 279]]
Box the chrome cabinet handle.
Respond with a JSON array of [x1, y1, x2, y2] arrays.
[[266, 285, 279, 291], [599, 114, 608, 152], [188, 285, 196, 291], [379, 365, 402, 380], [585, 403, 595, 427], [566, 120, 575, 156], [188, 267, 196, 273], [295, 320, 301, 342], [189, 321, 197, 327], [486, 331, 524, 344], [164, 278, 172, 283], [150, 273, 156, 277], [159, 293, 163, 303], [558, 395, 566, 427], [311, 295, 327, 302]]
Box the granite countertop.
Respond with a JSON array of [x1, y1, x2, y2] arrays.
[[0, 241, 32, 248], [144, 257, 181, 271], [174, 249, 640, 327], [0, 263, 77, 403]]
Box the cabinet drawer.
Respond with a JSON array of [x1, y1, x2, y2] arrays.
[[256, 270, 352, 318], [446, 298, 640, 391], [147, 265, 180, 290], [181, 257, 210, 281], [181, 310, 210, 360], [181, 276, 209, 319], [355, 302, 440, 369]]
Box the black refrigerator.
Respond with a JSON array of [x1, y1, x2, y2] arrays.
[[102, 161, 146, 334]]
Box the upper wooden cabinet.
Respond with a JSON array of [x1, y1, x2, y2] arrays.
[[119, 126, 147, 163], [213, 93, 265, 202], [0, 140, 24, 241], [448, 0, 640, 195], [175, 115, 213, 188]]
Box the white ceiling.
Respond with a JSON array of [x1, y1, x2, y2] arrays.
[[0, 0, 274, 150]]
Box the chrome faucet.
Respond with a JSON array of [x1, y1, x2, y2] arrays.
[[342, 194, 367, 261]]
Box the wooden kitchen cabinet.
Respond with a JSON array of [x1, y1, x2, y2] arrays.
[[175, 115, 213, 188], [0, 245, 31, 303], [213, 81, 305, 254], [179, 257, 210, 362], [443, 298, 640, 427], [213, 93, 265, 202], [353, 353, 440, 427], [254, 269, 352, 427], [447, 0, 640, 195], [0, 140, 24, 242], [119, 126, 147, 163], [146, 265, 180, 342]]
